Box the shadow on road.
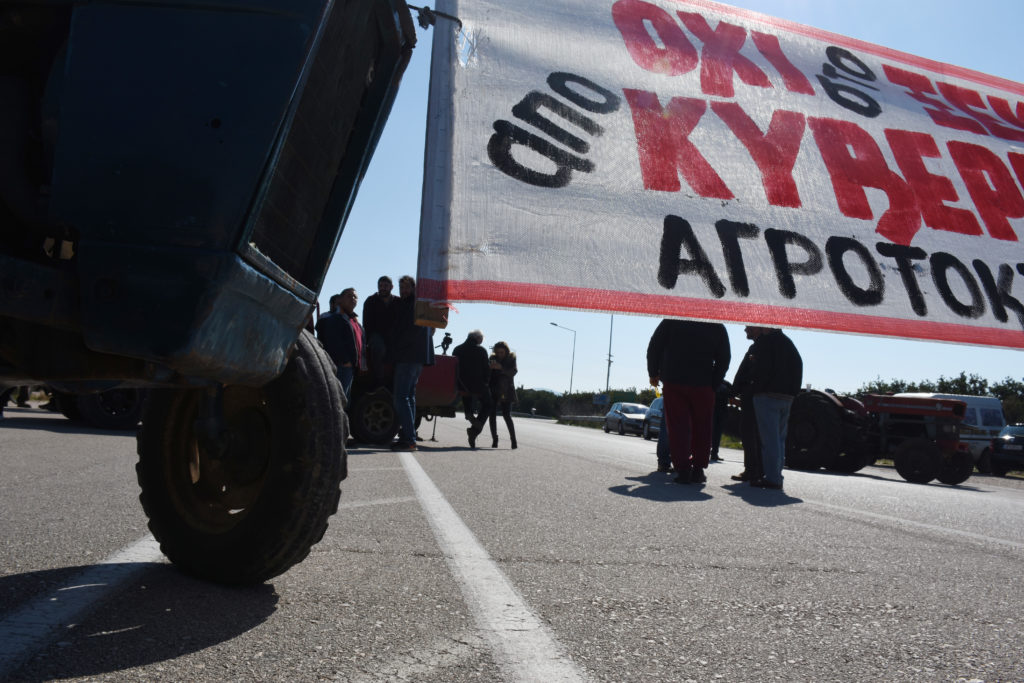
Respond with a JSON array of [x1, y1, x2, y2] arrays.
[[3, 564, 277, 681], [720, 482, 803, 506], [609, 473, 713, 502], [0, 411, 136, 437]]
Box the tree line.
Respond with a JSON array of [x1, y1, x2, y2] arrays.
[[514, 371, 1024, 424]]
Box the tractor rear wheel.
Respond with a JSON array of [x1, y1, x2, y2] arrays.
[[893, 438, 939, 484], [785, 392, 841, 471]]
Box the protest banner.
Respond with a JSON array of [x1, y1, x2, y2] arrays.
[[417, 0, 1024, 347]]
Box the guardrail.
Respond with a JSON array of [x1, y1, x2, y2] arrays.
[[558, 415, 604, 424]]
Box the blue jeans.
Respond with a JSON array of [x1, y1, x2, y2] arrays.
[[656, 421, 671, 468], [393, 362, 422, 443], [753, 394, 793, 485], [337, 366, 354, 401]]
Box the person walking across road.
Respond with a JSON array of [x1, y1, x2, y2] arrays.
[[740, 326, 803, 491], [647, 318, 731, 485], [452, 330, 492, 449], [488, 341, 518, 449]]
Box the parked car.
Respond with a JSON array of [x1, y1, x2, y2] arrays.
[[603, 402, 648, 435], [895, 393, 1006, 471], [990, 424, 1024, 477], [642, 397, 663, 440]]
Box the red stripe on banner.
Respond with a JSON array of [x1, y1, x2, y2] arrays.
[[677, 0, 1024, 96], [418, 278, 1024, 349]]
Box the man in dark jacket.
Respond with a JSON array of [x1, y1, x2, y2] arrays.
[[388, 276, 434, 451], [452, 330, 491, 449], [647, 318, 731, 485], [315, 288, 364, 400], [740, 326, 802, 491]]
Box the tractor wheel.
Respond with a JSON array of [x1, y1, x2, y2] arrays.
[[936, 450, 974, 486], [785, 392, 841, 470], [135, 329, 346, 585], [77, 388, 146, 430], [350, 388, 399, 445], [55, 391, 83, 422], [893, 438, 939, 484], [824, 419, 871, 473]]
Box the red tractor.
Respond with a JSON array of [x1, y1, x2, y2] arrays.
[[786, 390, 974, 485]]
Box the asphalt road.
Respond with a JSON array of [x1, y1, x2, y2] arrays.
[[1, 406, 1023, 682]]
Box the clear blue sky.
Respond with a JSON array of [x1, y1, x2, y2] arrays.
[[321, 0, 1023, 396]]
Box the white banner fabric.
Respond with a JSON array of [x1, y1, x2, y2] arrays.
[[417, 0, 1024, 348]]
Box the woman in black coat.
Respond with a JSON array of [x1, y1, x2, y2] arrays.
[[488, 341, 518, 449]]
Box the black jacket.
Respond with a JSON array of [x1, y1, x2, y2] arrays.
[[646, 319, 730, 388], [316, 312, 362, 368], [453, 339, 490, 394], [390, 296, 434, 365], [734, 330, 802, 397]]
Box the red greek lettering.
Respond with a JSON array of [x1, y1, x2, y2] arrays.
[[949, 141, 1024, 241], [677, 12, 771, 97]]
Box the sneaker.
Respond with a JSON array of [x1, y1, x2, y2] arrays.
[[730, 472, 749, 482], [467, 427, 477, 449], [690, 468, 707, 484], [750, 478, 783, 490], [390, 441, 416, 452], [656, 464, 672, 473], [673, 468, 692, 485]]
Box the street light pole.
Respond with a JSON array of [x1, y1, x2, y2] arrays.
[[605, 314, 614, 395], [549, 322, 576, 395]]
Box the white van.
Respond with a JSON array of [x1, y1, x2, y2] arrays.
[[894, 393, 1006, 464]]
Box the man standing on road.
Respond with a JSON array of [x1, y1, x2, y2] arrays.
[[647, 318, 731, 485], [452, 330, 492, 449], [315, 288, 364, 400], [740, 326, 802, 491]]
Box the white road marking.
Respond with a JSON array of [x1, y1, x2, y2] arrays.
[[807, 500, 1024, 550], [0, 535, 164, 678], [400, 452, 588, 683], [337, 496, 416, 509]]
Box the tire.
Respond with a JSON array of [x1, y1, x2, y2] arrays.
[[135, 330, 346, 585], [976, 448, 993, 474], [618, 420, 625, 435], [992, 460, 1010, 477], [936, 450, 974, 486], [824, 418, 871, 473], [642, 423, 651, 440], [785, 392, 841, 471], [55, 391, 83, 422], [893, 437, 939, 484], [76, 389, 145, 430], [350, 388, 399, 445], [603, 421, 610, 433]]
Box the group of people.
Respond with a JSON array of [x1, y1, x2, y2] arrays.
[[316, 275, 434, 451], [647, 319, 802, 491], [452, 330, 519, 450]]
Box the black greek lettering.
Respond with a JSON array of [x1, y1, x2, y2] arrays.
[[930, 252, 985, 319], [658, 215, 726, 297], [511, 92, 603, 154], [547, 72, 621, 114], [875, 242, 928, 316], [973, 260, 1024, 329], [764, 228, 823, 298], [825, 46, 876, 82], [826, 236, 884, 306], [714, 219, 759, 297], [487, 120, 593, 188]]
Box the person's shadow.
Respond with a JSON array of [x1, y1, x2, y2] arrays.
[[1, 563, 278, 681], [721, 482, 803, 507], [609, 472, 713, 502]]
